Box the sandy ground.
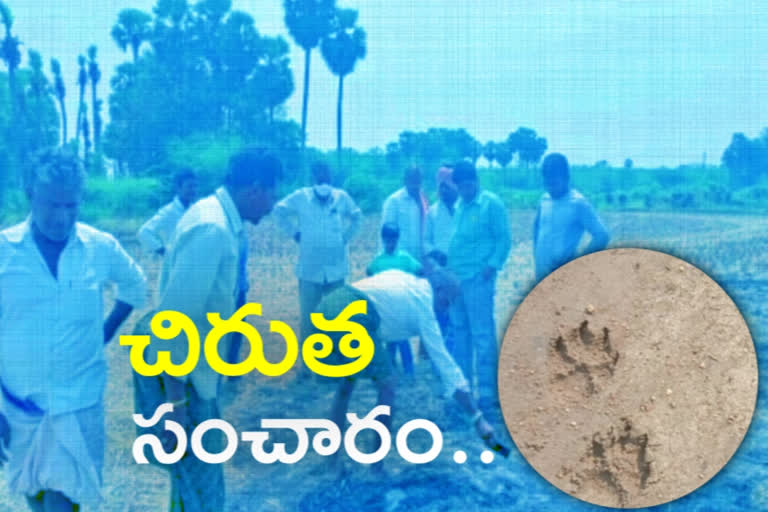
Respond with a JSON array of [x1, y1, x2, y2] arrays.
[[498, 249, 757, 508], [0, 209, 766, 511]]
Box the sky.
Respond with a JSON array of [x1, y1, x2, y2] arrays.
[[6, 0, 768, 167]]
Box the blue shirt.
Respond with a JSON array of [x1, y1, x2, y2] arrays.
[[448, 190, 511, 280], [533, 189, 610, 280], [367, 249, 423, 276]]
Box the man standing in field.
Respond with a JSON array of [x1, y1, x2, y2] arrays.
[[137, 169, 198, 256], [381, 166, 428, 262], [448, 161, 511, 415], [533, 152, 610, 281], [424, 164, 458, 267], [0, 148, 146, 512], [135, 148, 282, 511], [273, 162, 362, 361], [425, 165, 459, 353], [137, 168, 251, 375]]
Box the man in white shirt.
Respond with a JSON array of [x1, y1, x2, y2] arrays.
[[424, 165, 459, 353], [381, 166, 427, 261], [424, 164, 458, 266], [315, 269, 509, 469], [137, 169, 197, 256], [0, 148, 146, 511], [273, 162, 362, 348], [136, 148, 281, 512], [137, 168, 251, 378]]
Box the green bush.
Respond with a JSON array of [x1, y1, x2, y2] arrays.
[[164, 133, 245, 194], [81, 177, 166, 223], [1, 176, 167, 229], [343, 172, 392, 214], [4, 143, 760, 230], [0, 188, 27, 226]]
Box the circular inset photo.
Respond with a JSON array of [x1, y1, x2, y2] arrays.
[[498, 248, 758, 508]]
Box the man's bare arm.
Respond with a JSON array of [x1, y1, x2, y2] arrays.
[[104, 300, 133, 344]]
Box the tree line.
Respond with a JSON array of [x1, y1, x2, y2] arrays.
[[385, 126, 548, 174], [15, 0, 764, 204], [0, 0, 553, 190]]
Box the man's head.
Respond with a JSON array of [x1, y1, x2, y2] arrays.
[[426, 267, 460, 313], [311, 162, 333, 201], [425, 249, 447, 268], [174, 169, 198, 208], [436, 165, 458, 206], [541, 153, 570, 200], [311, 161, 331, 185], [25, 147, 86, 242], [404, 166, 422, 199], [452, 161, 478, 203], [381, 222, 399, 254], [225, 148, 282, 224]]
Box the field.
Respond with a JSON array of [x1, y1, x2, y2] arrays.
[[0, 209, 766, 512]]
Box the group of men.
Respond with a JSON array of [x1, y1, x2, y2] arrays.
[[0, 145, 609, 511]]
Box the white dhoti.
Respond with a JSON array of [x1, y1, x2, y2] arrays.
[[2, 398, 104, 506]]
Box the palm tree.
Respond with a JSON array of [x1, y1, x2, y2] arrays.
[[0, 2, 22, 117], [26, 50, 47, 97], [76, 54, 87, 145], [26, 50, 48, 142], [283, 0, 336, 148], [320, 8, 365, 167], [111, 8, 152, 62], [87, 45, 101, 150], [50, 58, 66, 144], [81, 103, 90, 163]]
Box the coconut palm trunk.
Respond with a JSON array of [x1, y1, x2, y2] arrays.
[[75, 56, 87, 146], [87, 46, 101, 152], [51, 59, 67, 144], [319, 8, 366, 171], [57, 96, 67, 144], [91, 82, 98, 148], [300, 49, 310, 149], [75, 95, 84, 143], [336, 74, 343, 169]]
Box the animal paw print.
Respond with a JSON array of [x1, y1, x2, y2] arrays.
[[581, 417, 653, 507], [550, 320, 620, 396]]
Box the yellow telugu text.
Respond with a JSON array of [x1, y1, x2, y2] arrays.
[[119, 300, 374, 378]]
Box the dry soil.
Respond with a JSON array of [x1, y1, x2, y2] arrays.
[[498, 248, 758, 508]]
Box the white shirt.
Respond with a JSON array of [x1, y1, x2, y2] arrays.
[[273, 187, 362, 284], [353, 270, 469, 396], [533, 189, 610, 280], [154, 187, 241, 400], [137, 196, 186, 253], [0, 220, 147, 414], [381, 187, 425, 260], [424, 200, 456, 256]]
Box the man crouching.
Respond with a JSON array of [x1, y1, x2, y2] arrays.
[[315, 268, 509, 472]]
